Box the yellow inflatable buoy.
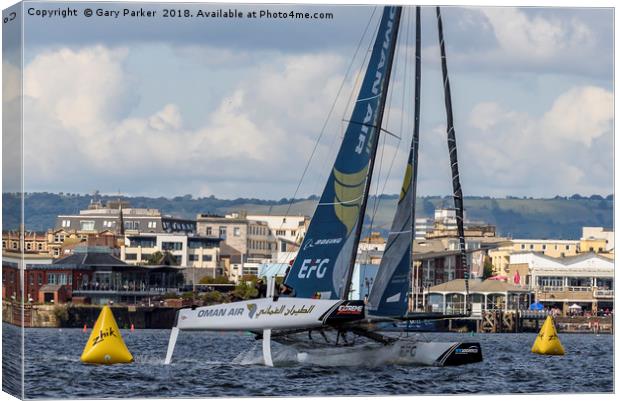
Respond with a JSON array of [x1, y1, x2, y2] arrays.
[[531, 315, 565, 355], [80, 306, 133, 364]]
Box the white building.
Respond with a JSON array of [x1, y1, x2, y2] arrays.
[[121, 233, 221, 271], [509, 252, 614, 313], [246, 214, 308, 244], [582, 227, 614, 251], [414, 217, 433, 240]]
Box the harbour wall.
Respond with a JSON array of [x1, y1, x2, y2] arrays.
[[2, 301, 177, 328]]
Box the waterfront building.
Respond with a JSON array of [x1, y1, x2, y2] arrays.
[[245, 214, 309, 245], [2, 252, 54, 302], [46, 228, 120, 257], [414, 217, 433, 240], [2, 246, 185, 305], [508, 252, 614, 315], [425, 279, 531, 315], [359, 232, 386, 253], [121, 233, 221, 269], [55, 199, 196, 236], [2, 230, 48, 255], [489, 239, 581, 276], [196, 212, 275, 261], [580, 226, 614, 253], [219, 243, 244, 283]]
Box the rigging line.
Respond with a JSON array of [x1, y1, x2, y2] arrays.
[[342, 9, 382, 130], [274, 7, 379, 266]]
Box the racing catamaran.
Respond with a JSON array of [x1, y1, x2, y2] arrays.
[[164, 6, 481, 367]]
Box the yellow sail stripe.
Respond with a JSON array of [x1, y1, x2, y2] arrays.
[[399, 163, 412, 201], [333, 166, 368, 234]]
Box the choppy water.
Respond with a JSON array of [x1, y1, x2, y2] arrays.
[[1, 323, 614, 398]]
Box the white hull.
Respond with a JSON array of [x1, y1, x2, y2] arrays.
[[175, 298, 341, 331], [164, 297, 482, 367], [235, 339, 481, 367]]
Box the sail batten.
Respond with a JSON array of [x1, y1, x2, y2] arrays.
[[285, 6, 402, 300]]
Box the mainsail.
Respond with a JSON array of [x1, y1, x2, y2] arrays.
[[367, 7, 421, 317], [285, 6, 402, 299]]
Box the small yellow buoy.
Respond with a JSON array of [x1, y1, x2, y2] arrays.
[[531, 315, 565, 355], [80, 305, 133, 364]]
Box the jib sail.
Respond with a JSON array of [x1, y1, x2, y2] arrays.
[[367, 7, 421, 317]]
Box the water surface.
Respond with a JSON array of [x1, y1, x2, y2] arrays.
[[2, 324, 613, 398]]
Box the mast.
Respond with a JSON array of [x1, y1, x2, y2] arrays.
[[343, 7, 403, 299], [410, 6, 421, 312], [436, 7, 470, 313]]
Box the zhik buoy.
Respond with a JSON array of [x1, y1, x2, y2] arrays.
[[80, 306, 133, 364]]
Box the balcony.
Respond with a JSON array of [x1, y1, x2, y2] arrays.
[[593, 289, 614, 298]]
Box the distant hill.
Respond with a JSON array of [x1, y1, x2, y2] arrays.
[[1, 192, 613, 240]]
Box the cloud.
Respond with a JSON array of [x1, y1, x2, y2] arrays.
[[424, 7, 612, 79], [21, 45, 353, 198], [461, 85, 613, 197]]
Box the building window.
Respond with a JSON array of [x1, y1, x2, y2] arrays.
[[568, 277, 591, 287], [520, 244, 525, 250], [290, 230, 296, 236], [162, 242, 183, 251], [38, 273, 43, 286], [234, 227, 241, 237], [542, 244, 546, 250], [148, 221, 157, 229], [189, 254, 199, 261], [538, 276, 563, 287], [125, 253, 137, 260], [59, 274, 67, 285], [565, 245, 570, 250], [37, 243, 44, 251], [219, 226, 227, 238], [48, 273, 56, 284], [529, 244, 534, 250], [80, 221, 95, 231], [62, 220, 71, 228], [203, 255, 212, 262], [206, 227, 213, 236], [276, 230, 286, 236]]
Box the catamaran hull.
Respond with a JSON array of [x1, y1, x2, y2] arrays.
[[396, 340, 482, 366], [174, 298, 343, 331]]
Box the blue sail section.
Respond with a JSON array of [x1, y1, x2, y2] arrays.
[[285, 7, 401, 300], [366, 150, 414, 316]]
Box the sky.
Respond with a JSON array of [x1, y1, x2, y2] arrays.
[[2, 1, 614, 199]]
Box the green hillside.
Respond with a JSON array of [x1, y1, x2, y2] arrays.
[[1, 192, 613, 240]]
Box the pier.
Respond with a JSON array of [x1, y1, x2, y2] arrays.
[[468, 310, 614, 334]]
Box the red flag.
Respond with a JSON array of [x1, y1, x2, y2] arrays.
[[514, 270, 521, 285]]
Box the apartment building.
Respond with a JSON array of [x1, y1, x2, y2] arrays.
[[56, 200, 196, 236], [196, 212, 275, 261], [120, 233, 222, 272]]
